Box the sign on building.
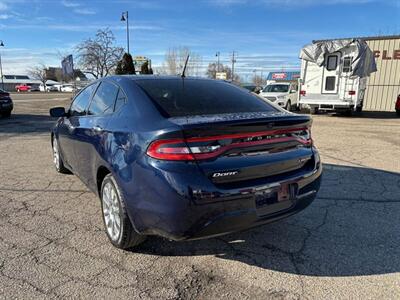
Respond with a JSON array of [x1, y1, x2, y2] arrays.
[[216, 72, 227, 80], [61, 55, 74, 77]]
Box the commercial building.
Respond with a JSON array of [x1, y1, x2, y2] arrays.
[[1, 75, 41, 92], [266, 71, 300, 84], [313, 35, 400, 112], [132, 56, 151, 74]]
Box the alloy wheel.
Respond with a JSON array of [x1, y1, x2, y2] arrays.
[[102, 182, 121, 242], [53, 138, 60, 170]]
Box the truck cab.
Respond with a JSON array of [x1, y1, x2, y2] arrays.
[[259, 82, 298, 111]]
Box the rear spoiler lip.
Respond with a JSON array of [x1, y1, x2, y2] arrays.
[[168, 111, 310, 127]]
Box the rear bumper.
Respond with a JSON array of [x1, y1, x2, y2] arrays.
[[300, 98, 355, 108], [125, 152, 322, 241]]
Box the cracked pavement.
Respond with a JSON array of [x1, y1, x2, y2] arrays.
[[0, 93, 399, 299]]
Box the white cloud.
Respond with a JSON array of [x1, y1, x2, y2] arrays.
[[209, 0, 395, 7], [61, 0, 80, 8], [60, 1, 96, 15], [73, 8, 96, 15], [0, 2, 7, 11], [0, 13, 10, 19]]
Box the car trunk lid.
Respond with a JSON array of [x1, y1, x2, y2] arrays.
[[168, 112, 314, 186]]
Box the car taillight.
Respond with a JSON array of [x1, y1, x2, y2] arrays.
[[300, 90, 306, 96], [146, 139, 195, 161], [147, 127, 312, 161], [348, 90, 356, 95]]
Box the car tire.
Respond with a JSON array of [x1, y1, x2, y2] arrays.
[[356, 106, 363, 113], [101, 174, 146, 249], [1, 111, 11, 118], [52, 136, 71, 174], [396, 109, 400, 117], [285, 100, 292, 111]]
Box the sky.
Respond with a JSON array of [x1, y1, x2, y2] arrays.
[[0, 0, 399, 81]]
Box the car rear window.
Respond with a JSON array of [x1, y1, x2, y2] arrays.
[[135, 79, 276, 118]]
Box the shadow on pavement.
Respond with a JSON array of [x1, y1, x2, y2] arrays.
[[136, 163, 400, 277], [0, 113, 57, 134]]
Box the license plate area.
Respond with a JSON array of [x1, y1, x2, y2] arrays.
[[255, 184, 297, 217]]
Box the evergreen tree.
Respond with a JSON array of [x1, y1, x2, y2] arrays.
[[141, 61, 150, 74], [115, 60, 123, 75], [115, 53, 136, 75]]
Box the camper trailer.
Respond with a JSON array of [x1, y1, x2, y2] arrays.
[[299, 39, 377, 114]]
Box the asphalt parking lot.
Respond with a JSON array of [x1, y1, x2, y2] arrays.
[[0, 93, 399, 299]]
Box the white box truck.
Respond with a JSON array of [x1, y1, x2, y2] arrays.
[[298, 39, 377, 115]]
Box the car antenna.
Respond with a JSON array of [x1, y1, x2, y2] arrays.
[[181, 54, 190, 78]]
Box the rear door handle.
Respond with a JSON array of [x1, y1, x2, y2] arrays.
[[93, 125, 103, 132]]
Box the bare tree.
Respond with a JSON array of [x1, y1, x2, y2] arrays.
[[252, 74, 266, 86], [75, 29, 124, 79], [161, 47, 203, 76], [206, 62, 241, 82], [28, 64, 48, 88]]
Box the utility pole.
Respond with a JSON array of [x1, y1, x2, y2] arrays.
[[231, 51, 236, 82], [0, 41, 4, 90]]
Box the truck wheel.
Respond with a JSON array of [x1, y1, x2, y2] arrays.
[[285, 100, 292, 111], [310, 107, 319, 115], [101, 174, 146, 249], [343, 109, 353, 117]]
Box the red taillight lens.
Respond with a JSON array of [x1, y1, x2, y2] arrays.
[[146, 139, 195, 161], [348, 90, 356, 95], [147, 127, 312, 161], [300, 90, 306, 96]]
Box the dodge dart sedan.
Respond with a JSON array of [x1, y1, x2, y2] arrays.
[[50, 76, 322, 249]]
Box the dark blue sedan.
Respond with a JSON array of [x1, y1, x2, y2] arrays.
[[50, 76, 322, 249]]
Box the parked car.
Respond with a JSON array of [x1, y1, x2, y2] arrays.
[[61, 84, 74, 92], [46, 85, 59, 92], [259, 82, 298, 111], [39, 83, 60, 92], [0, 88, 13, 117], [29, 84, 40, 92], [242, 84, 262, 94], [50, 76, 322, 250], [396, 94, 400, 116], [15, 84, 31, 92]]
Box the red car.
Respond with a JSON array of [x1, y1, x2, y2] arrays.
[[15, 84, 31, 92], [396, 94, 400, 116]]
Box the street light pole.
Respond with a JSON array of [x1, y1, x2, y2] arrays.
[[121, 11, 130, 54], [215, 51, 220, 73], [0, 41, 4, 90]]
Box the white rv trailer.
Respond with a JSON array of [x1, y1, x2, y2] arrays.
[[299, 39, 377, 114]]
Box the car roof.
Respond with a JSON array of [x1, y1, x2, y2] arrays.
[[107, 75, 220, 83]]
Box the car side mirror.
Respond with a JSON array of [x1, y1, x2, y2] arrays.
[[290, 90, 297, 94], [50, 107, 66, 118]]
